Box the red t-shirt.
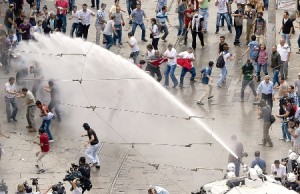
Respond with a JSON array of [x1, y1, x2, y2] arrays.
[[184, 9, 193, 28], [40, 133, 50, 152], [55, 0, 69, 15]]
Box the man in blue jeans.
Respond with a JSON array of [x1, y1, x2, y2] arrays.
[[177, 0, 187, 36], [178, 47, 196, 88], [199, 0, 209, 33], [215, 0, 232, 34], [36, 100, 54, 143], [217, 43, 235, 87], [103, 15, 117, 50], [130, 2, 147, 42], [276, 98, 295, 142], [163, 44, 178, 88]]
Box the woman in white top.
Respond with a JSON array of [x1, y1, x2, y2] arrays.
[[149, 18, 160, 50]]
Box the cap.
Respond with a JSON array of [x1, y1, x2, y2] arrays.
[[83, 123, 90, 130]]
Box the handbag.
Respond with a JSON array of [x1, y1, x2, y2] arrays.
[[150, 33, 153, 39]]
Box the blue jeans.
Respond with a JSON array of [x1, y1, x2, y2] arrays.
[[221, 13, 232, 27], [132, 22, 146, 40], [126, 0, 131, 15], [217, 66, 227, 86], [180, 67, 196, 85], [263, 0, 269, 8], [178, 15, 184, 36], [70, 23, 78, 37], [36, 0, 41, 12], [282, 33, 291, 47], [199, 8, 209, 31], [282, 122, 291, 141], [104, 34, 113, 50], [69, 0, 75, 12], [41, 119, 53, 140], [216, 13, 231, 32], [113, 24, 122, 44], [234, 161, 240, 177], [57, 14, 67, 33], [130, 51, 139, 64], [272, 69, 280, 86], [164, 65, 178, 87], [256, 64, 268, 81]]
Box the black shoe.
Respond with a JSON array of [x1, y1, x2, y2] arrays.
[[208, 96, 214, 99], [173, 83, 178, 88], [91, 5, 95, 8], [179, 84, 184, 88], [215, 31, 219, 34], [12, 118, 17, 122], [95, 165, 101, 169], [142, 39, 147, 42], [129, 20, 132, 25]]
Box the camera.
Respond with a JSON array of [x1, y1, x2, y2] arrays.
[[30, 178, 38, 186], [63, 164, 82, 182], [51, 182, 66, 194]]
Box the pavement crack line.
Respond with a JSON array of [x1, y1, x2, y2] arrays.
[[108, 147, 132, 194]]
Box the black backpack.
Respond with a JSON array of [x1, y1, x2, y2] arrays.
[[216, 53, 225, 68]]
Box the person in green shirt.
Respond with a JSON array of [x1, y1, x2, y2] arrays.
[[199, 0, 209, 33], [240, 59, 257, 101]]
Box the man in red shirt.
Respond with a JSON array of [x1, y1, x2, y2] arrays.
[[55, 0, 69, 33], [34, 128, 50, 173], [180, 3, 194, 46]]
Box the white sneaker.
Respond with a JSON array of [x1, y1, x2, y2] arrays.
[[286, 139, 291, 142], [48, 140, 54, 143]]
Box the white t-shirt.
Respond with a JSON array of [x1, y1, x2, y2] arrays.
[[277, 43, 291, 62], [103, 20, 115, 35], [72, 187, 83, 194], [71, 10, 80, 23], [164, 48, 177, 65], [220, 51, 232, 66], [129, 37, 139, 52], [178, 51, 195, 67], [78, 9, 94, 25], [146, 49, 155, 60], [5, 82, 16, 98], [271, 164, 286, 178], [216, 0, 228, 13], [152, 24, 160, 39]]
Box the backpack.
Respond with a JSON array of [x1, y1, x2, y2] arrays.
[[216, 52, 225, 68], [290, 104, 298, 117], [270, 115, 276, 124]]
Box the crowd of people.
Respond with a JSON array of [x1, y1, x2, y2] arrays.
[[3, 0, 300, 193]]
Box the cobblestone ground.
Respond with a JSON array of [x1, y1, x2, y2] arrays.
[[0, 0, 300, 193]]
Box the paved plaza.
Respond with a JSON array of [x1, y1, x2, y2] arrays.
[[1, 0, 300, 193]]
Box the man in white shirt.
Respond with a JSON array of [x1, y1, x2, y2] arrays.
[[217, 43, 235, 87], [163, 43, 178, 88], [271, 159, 287, 182], [77, 3, 95, 40], [103, 15, 117, 50], [5, 77, 18, 122], [178, 47, 196, 88], [69, 5, 80, 38], [127, 32, 139, 64], [95, 3, 107, 45], [277, 39, 291, 80], [215, 0, 232, 34]]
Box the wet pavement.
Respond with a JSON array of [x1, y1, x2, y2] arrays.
[[1, 0, 300, 194]]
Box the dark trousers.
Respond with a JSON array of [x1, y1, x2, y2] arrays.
[[191, 31, 204, 49], [77, 23, 90, 39], [152, 38, 159, 50], [262, 93, 273, 109], [91, 0, 99, 9], [149, 66, 162, 82], [234, 25, 243, 43]]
